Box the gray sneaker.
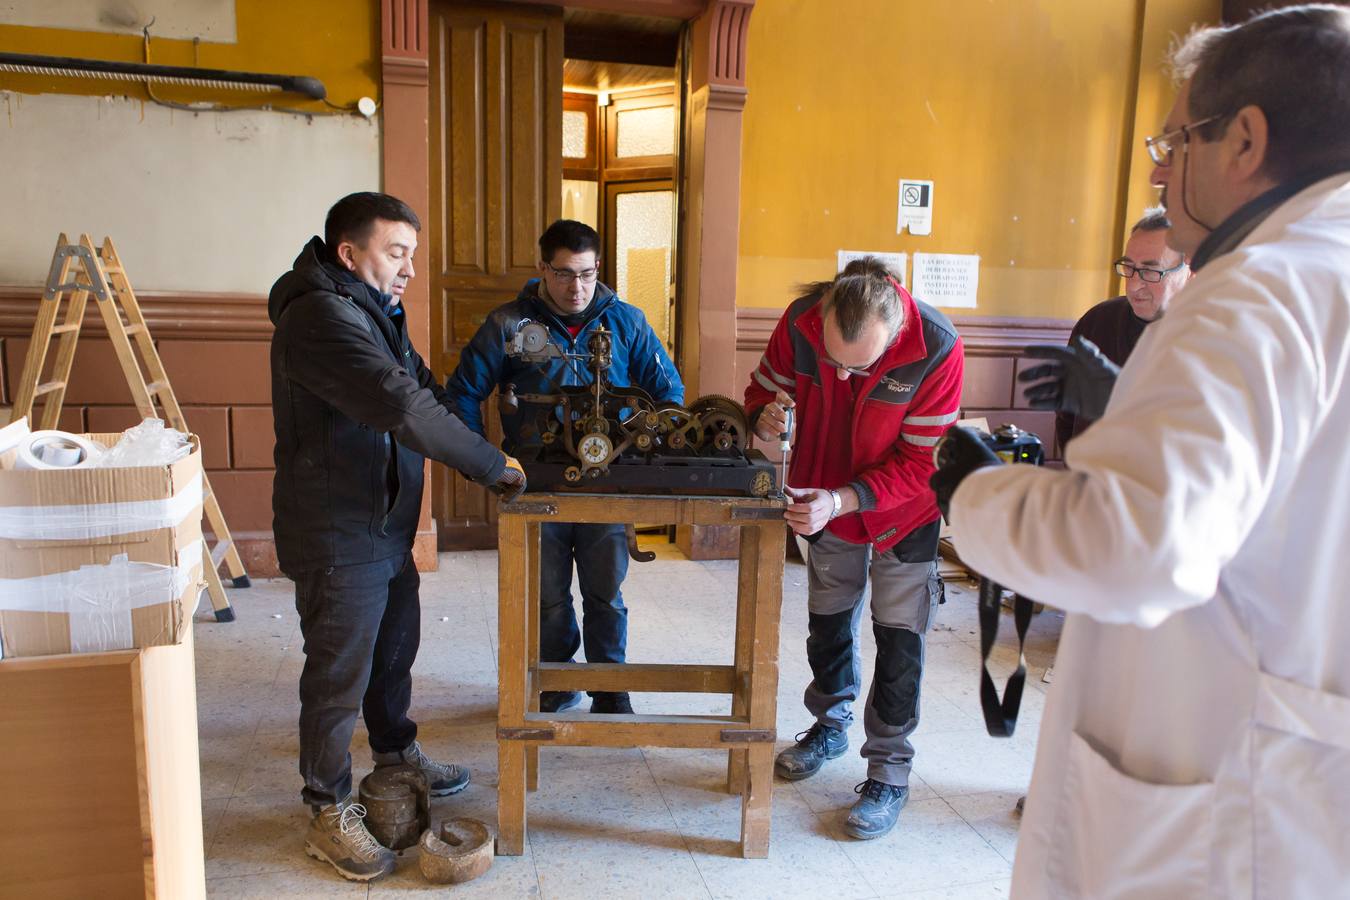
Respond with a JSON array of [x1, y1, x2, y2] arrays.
[[305, 799, 397, 882], [843, 778, 909, 840], [372, 740, 470, 797], [774, 723, 848, 781]]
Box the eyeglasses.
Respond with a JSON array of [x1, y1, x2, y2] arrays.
[[1144, 113, 1226, 167], [821, 352, 880, 378], [1113, 259, 1187, 283], [544, 264, 599, 284]]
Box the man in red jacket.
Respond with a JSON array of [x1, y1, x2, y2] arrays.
[[745, 256, 964, 839]]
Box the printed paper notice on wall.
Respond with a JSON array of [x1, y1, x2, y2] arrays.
[[911, 253, 980, 309], [897, 179, 934, 235], [837, 250, 907, 287]]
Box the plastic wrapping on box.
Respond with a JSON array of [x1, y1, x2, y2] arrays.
[[0, 540, 203, 653], [0, 471, 202, 541], [92, 419, 192, 468]]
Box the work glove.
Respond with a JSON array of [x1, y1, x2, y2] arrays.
[[929, 426, 1003, 520], [1018, 335, 1121, 422], [490, 454, 528, 503]]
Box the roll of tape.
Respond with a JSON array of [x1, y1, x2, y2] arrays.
[[14, 431, 106, 470]]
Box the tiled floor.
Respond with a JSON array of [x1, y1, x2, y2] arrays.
[[197, 538, 1062, 899]]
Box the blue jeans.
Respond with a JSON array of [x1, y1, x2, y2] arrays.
[[539, 522, 629, 682], [294, 553, 420, 809]]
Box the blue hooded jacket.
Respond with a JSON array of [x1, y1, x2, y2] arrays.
[[447, 279, 684, 451]]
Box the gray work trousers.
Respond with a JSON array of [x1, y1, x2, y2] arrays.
[[802, 524, 941, 787]]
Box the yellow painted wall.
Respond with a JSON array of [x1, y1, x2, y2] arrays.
[[736, 0, 1220, 319], [0, 0, 378, 112]]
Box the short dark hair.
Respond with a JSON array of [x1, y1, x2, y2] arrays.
[[539, 219, 600, 262], [1172, 5, 1350, 182], [324, 192, 421, 251], [1130, 206, 1171, 234], [809, 256, 904, 342]]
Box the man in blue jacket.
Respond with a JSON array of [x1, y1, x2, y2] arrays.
[[448, 219, 683, 714]]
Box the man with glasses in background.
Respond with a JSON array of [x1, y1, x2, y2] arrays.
[[746, 256, 964, 840], [1023, 209, 1189, 453], [448, 219, 682, 716]]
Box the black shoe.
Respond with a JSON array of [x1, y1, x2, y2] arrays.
[[843, 779, 908, 839], [590, 692, 635, 714], [540, 691, 583, 713], [774, 722, 848, 781]]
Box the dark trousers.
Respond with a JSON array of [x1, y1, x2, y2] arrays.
[[295, 552, 420, 809], [538, 522, 629, 684]]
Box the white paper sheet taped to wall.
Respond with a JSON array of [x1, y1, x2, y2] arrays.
[[912, 252, 980, 309], [0, 471, 203, 541], [0, 539, 204, 654]]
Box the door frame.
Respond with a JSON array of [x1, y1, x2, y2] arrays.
[[380, 0, 755, 565]]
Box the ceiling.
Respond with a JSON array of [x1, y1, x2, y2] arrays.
[[562, 7, 681, 90], [563, 58, 674, 92]]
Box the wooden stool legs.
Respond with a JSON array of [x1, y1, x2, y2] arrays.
[[496, 496, 785, 859]]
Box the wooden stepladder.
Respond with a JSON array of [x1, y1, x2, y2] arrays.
[[9, 234, 250, 621]]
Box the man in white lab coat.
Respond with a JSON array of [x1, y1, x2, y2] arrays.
[[930, 6, 1350, 897]]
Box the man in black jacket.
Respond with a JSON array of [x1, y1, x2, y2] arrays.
[[270, 192, 524, 882], [1050, 209, 1190, 450]]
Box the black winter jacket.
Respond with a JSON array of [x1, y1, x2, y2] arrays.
[[269, 238, 505, 575]]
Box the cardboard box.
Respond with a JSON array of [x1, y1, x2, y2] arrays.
[[0, 434, 204, 659]]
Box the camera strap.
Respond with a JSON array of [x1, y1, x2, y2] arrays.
[[977, 575, 1034, 738]]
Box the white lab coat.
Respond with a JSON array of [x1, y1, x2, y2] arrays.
[[951, 173, 1350, 899]]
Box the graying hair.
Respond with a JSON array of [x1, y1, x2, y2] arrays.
[[1130, 206, 1171, 234], [1168, 5, 1350, 182]]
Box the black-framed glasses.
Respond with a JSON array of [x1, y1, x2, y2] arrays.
[[1113, 259, 1187, 283], [1144, 113, 1226, 167], [544, 263, 599, 284]]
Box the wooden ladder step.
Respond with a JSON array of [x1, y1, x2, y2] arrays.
[[51, 323, 80, 335], [145, 380, 170, 395], [123, 324, 146, 336], [33, 381, 66, 397], [210, 539, 233, 568]]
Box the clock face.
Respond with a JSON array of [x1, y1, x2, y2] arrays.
[[578, 433, 612, 466]]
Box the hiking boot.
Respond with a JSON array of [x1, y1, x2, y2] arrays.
[[590, 692, 635, 714], [843, 779, 909, 840], [774, 723, 848, 781], [304, 799, 396, 882], [540, 690, 583, 713], [372, 740, 469, 797]]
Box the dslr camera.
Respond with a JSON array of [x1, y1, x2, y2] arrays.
[[977, 423, 1044, 466]]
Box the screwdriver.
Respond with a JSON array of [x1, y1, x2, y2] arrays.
[[779, 406, 794, 492]]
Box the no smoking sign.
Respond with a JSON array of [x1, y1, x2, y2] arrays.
[[897, 179, 934, 235]]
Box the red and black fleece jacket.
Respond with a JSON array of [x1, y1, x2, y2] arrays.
[[744, 287, 965, 553]]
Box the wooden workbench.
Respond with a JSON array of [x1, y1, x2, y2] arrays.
[[496, 492, 786, 859]]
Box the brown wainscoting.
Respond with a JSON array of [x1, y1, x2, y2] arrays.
[[0, 287, 272, 341], [734, 307, 1073, 459]]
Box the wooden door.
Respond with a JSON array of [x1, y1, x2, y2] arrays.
[[429, 1, 563, 549]]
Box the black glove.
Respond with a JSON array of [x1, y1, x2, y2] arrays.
[[490, 455, 528, 503], [1018, 335, 1121, 422], [929, 426, 1003, 520]]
